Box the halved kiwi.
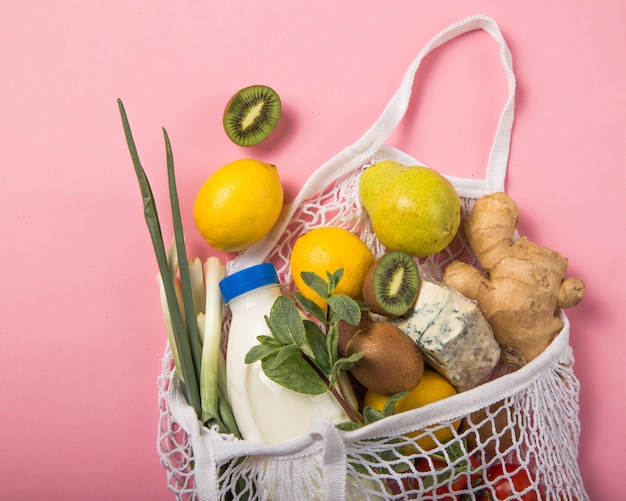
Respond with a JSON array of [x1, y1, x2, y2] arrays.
[[362, 250, 421, 316], [223, 85, 281, 146]]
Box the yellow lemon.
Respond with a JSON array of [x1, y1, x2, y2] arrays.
[[193, 159, 283, 252], [363, 369, 461, 451], [289, 227, 375, 310]]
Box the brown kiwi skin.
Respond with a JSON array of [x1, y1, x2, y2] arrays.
[[362, 251, 420, 317], [345, 321, 424, 396], [361, 260, 384, 315], [337, 312, 370, 358], [336, 313, 371, 406]]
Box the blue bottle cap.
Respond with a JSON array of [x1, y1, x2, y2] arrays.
[[219, 263, 280, 303]]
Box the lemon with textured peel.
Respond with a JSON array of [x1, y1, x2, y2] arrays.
[[193, 159, 283, 252], [289, 227, 375, 310], [359, 161, 461, 257], [363, 369, 461, 451]]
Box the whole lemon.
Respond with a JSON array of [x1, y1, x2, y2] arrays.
[[290, 227, 375, 310], [363, 369, 461, 451], [359, 161, 461, 257], [193, 159, 283, 252]]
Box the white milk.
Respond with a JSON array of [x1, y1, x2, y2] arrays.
[[220, 263, 352, 444]]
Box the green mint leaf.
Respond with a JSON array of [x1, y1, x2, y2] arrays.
[[349, 459, 371, 476], [363, 406, 386, 424], [336, 421, 361, 431], [382, 391, 409, 417], [255, 335, 283, 346], [263, 344, 302, 371], [265, 296, 306, 348], [324, 269, 344, 293], [326, 270, 338, 292], [326, 294, 362, 325], [244, 343, 281, 364], [348, 444, 412, 476], [431, 439, 470, 471], [299, 271, 330, 300], [332, 268, 344, 287], [354, 299, 370, 311], [304, 319, 331, 375], [261, 351, 328, 395], [326, 323, 340, 365], [294, 292, 326, 323], [444, 439, 467, 462], [331, 352, 364, 384]]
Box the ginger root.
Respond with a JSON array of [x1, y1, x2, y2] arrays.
[[442, 192, 585, 368]]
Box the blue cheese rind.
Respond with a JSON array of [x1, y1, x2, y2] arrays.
[[389, 280, 500, 392]]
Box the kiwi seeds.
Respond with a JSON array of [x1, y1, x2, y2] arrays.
[[362, 250, 421, 316], [223, 85, 281, 146]]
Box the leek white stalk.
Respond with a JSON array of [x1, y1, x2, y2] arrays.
[[157, 242, 195, 382], [166, 239, 205, 337], [157, 273, 184, 382], [187, 257, 206, 341], [164, 239, 188, 333], [200, 257, 226, 425], [166, 237, 178, 276], [196, 312, 206, 351]]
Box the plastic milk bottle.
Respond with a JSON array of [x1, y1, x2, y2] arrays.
[[219, 263, 354, 444]]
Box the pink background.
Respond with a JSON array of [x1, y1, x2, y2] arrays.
[[2, 1, 624, 499]]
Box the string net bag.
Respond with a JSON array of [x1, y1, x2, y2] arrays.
[[156, 15, 588, 501]]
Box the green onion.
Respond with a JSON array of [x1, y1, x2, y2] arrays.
[[156, 273, 184, 382], [200, 257, 226, 426], [164, 128, 203, 386], [118, 99, 201, 417], [188, 257, 206, 332]]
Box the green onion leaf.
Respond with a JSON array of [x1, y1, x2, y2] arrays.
[[118, 98, 201, 417], [164, 128, 203, 385]]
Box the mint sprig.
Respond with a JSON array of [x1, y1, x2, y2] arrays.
[[245, 269, 365, 423]]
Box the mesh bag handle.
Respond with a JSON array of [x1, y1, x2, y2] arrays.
[[232, 14, 515, 274]]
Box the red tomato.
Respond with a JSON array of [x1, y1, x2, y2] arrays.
[[386, 455, 481, 500], [478, 463, 540, 501], [386, 458, 464, 499], [386, 475, 462, 500]]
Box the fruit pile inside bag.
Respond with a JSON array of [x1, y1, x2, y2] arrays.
[[120, 86, 586, 499]]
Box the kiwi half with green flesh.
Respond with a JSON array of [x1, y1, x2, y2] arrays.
[[223, 85, 281, 146], [362, 250, 421, 316]]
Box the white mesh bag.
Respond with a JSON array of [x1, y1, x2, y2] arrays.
[[157, 15, 588, 501]]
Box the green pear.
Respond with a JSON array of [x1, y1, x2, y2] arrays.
[[359, 160, 461, 257]]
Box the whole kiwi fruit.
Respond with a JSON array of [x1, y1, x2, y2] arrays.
[[223, 85, 281, 146], [362, 250, 421, 316], [337, 312, 370, 358], [345, 321, 424, 396]]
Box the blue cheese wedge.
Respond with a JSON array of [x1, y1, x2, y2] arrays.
[[387, 280, 501, 392]]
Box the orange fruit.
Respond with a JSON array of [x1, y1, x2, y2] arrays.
[[289, 227, 375, 310], [363, 369, 461, 451]]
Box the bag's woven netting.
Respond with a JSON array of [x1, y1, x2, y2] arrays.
[[157, 161, 587, 500]]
